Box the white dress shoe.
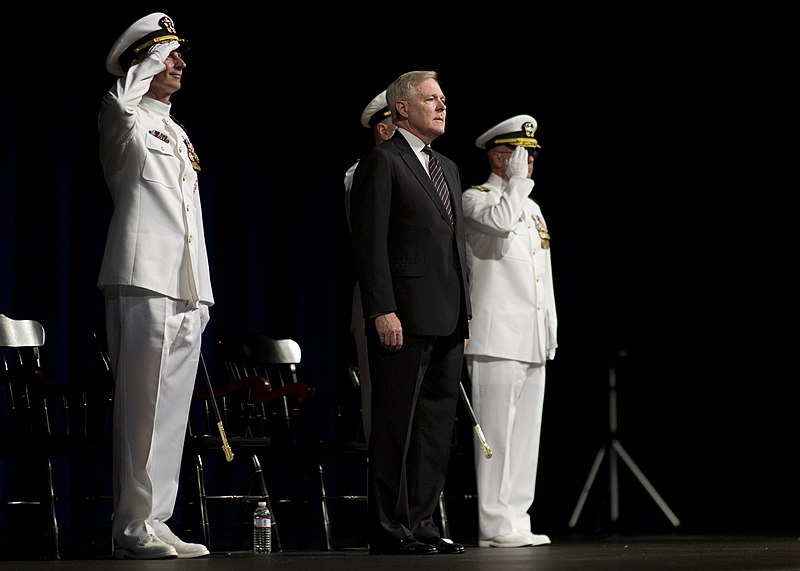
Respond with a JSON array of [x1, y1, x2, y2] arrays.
[[158, 533, 210, 558], [478, 531, 551, 548], [113, 533, 178, 559], [525, 532, 551, 547]]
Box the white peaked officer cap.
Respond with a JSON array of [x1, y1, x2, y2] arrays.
[[475, 114, 542, 150], [105, 13, 190, 77], [360, 90, 391, 128]]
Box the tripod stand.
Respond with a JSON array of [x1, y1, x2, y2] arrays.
[[568, 364, 680, 528]]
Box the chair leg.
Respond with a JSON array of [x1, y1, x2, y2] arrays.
[[251, 454, 281, 552], [318, 463, 332, 551], [43, 455, 60, 560], [194, 454, 211, 549]]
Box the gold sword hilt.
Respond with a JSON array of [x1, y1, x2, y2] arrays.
[[473, 423, 493, 459], [217, 421, 234, 462]]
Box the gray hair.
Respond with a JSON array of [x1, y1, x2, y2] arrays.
[[386, 70, 439, 121]]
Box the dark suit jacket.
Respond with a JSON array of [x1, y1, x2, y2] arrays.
[[350, 130, 471, 337]]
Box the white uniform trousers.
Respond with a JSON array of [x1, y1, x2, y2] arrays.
[[350, 282, 372, 444], [105, 286, 209, 543], [466, 355, 546, 540]]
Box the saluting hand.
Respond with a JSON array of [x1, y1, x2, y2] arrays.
[[505, 146, 529, 179], [147, 40, 181, 62]]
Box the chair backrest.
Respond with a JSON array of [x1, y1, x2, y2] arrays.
[[220, 334, 301, 386], [0, 315, 46, 440], [0, 313, 45, 376], [216, 334, 312, 447], [1, 314, 114, 446], [0, 314, 46, 348]]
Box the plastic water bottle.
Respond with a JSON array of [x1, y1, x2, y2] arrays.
[[253, 501, 272, 554]]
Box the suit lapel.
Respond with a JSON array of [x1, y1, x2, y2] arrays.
[[392, 136, 454, 227]]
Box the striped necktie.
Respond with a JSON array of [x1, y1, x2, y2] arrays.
[[423, 145, 453, 222]]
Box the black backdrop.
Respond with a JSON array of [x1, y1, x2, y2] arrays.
[[2, 7, 796, 537]]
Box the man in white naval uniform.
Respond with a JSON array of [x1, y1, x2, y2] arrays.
[[462, 115, 557, 548], [98, 13, 212, 560], [343, 89, 395, 444]]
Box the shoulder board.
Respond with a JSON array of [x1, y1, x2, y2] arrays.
[[469, 185, 492, 192]]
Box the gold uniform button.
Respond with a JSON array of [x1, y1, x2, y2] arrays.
[[186, 205, 191, 212], [188, 235, 193, 244]]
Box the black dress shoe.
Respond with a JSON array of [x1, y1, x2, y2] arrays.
[[369, 538, 438, 555], [421, 537, 466, 554]]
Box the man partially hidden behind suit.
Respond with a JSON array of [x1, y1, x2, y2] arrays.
[[344, 89, 396, 445], [349, 70, 471, 555]]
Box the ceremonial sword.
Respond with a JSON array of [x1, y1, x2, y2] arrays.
[[200, 353, 234, 462], [459, 381, 492, 459]]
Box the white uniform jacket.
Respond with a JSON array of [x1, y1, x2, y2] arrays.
[[344, 159, 358, 225], [344, 160, 366, 335], [97, 51, 213, 306], [462, 172, 556, 363]]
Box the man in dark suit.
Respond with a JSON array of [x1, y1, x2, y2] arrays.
[[349, 70, 471, 556]]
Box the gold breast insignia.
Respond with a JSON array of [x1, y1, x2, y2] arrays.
[[532, 213, 550, 249], [183, 136, 201, 172]]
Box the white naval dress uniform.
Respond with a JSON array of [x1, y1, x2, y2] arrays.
[[344, 160, 372, 443], [98, 47, 213, 546], [462, 171, 557, 541]]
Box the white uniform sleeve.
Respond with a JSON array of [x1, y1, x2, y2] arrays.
[[462, 177, 535, 236], [98, 45, 171, 149]]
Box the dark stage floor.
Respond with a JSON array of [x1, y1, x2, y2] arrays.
[[4, 535, 800, 570]]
